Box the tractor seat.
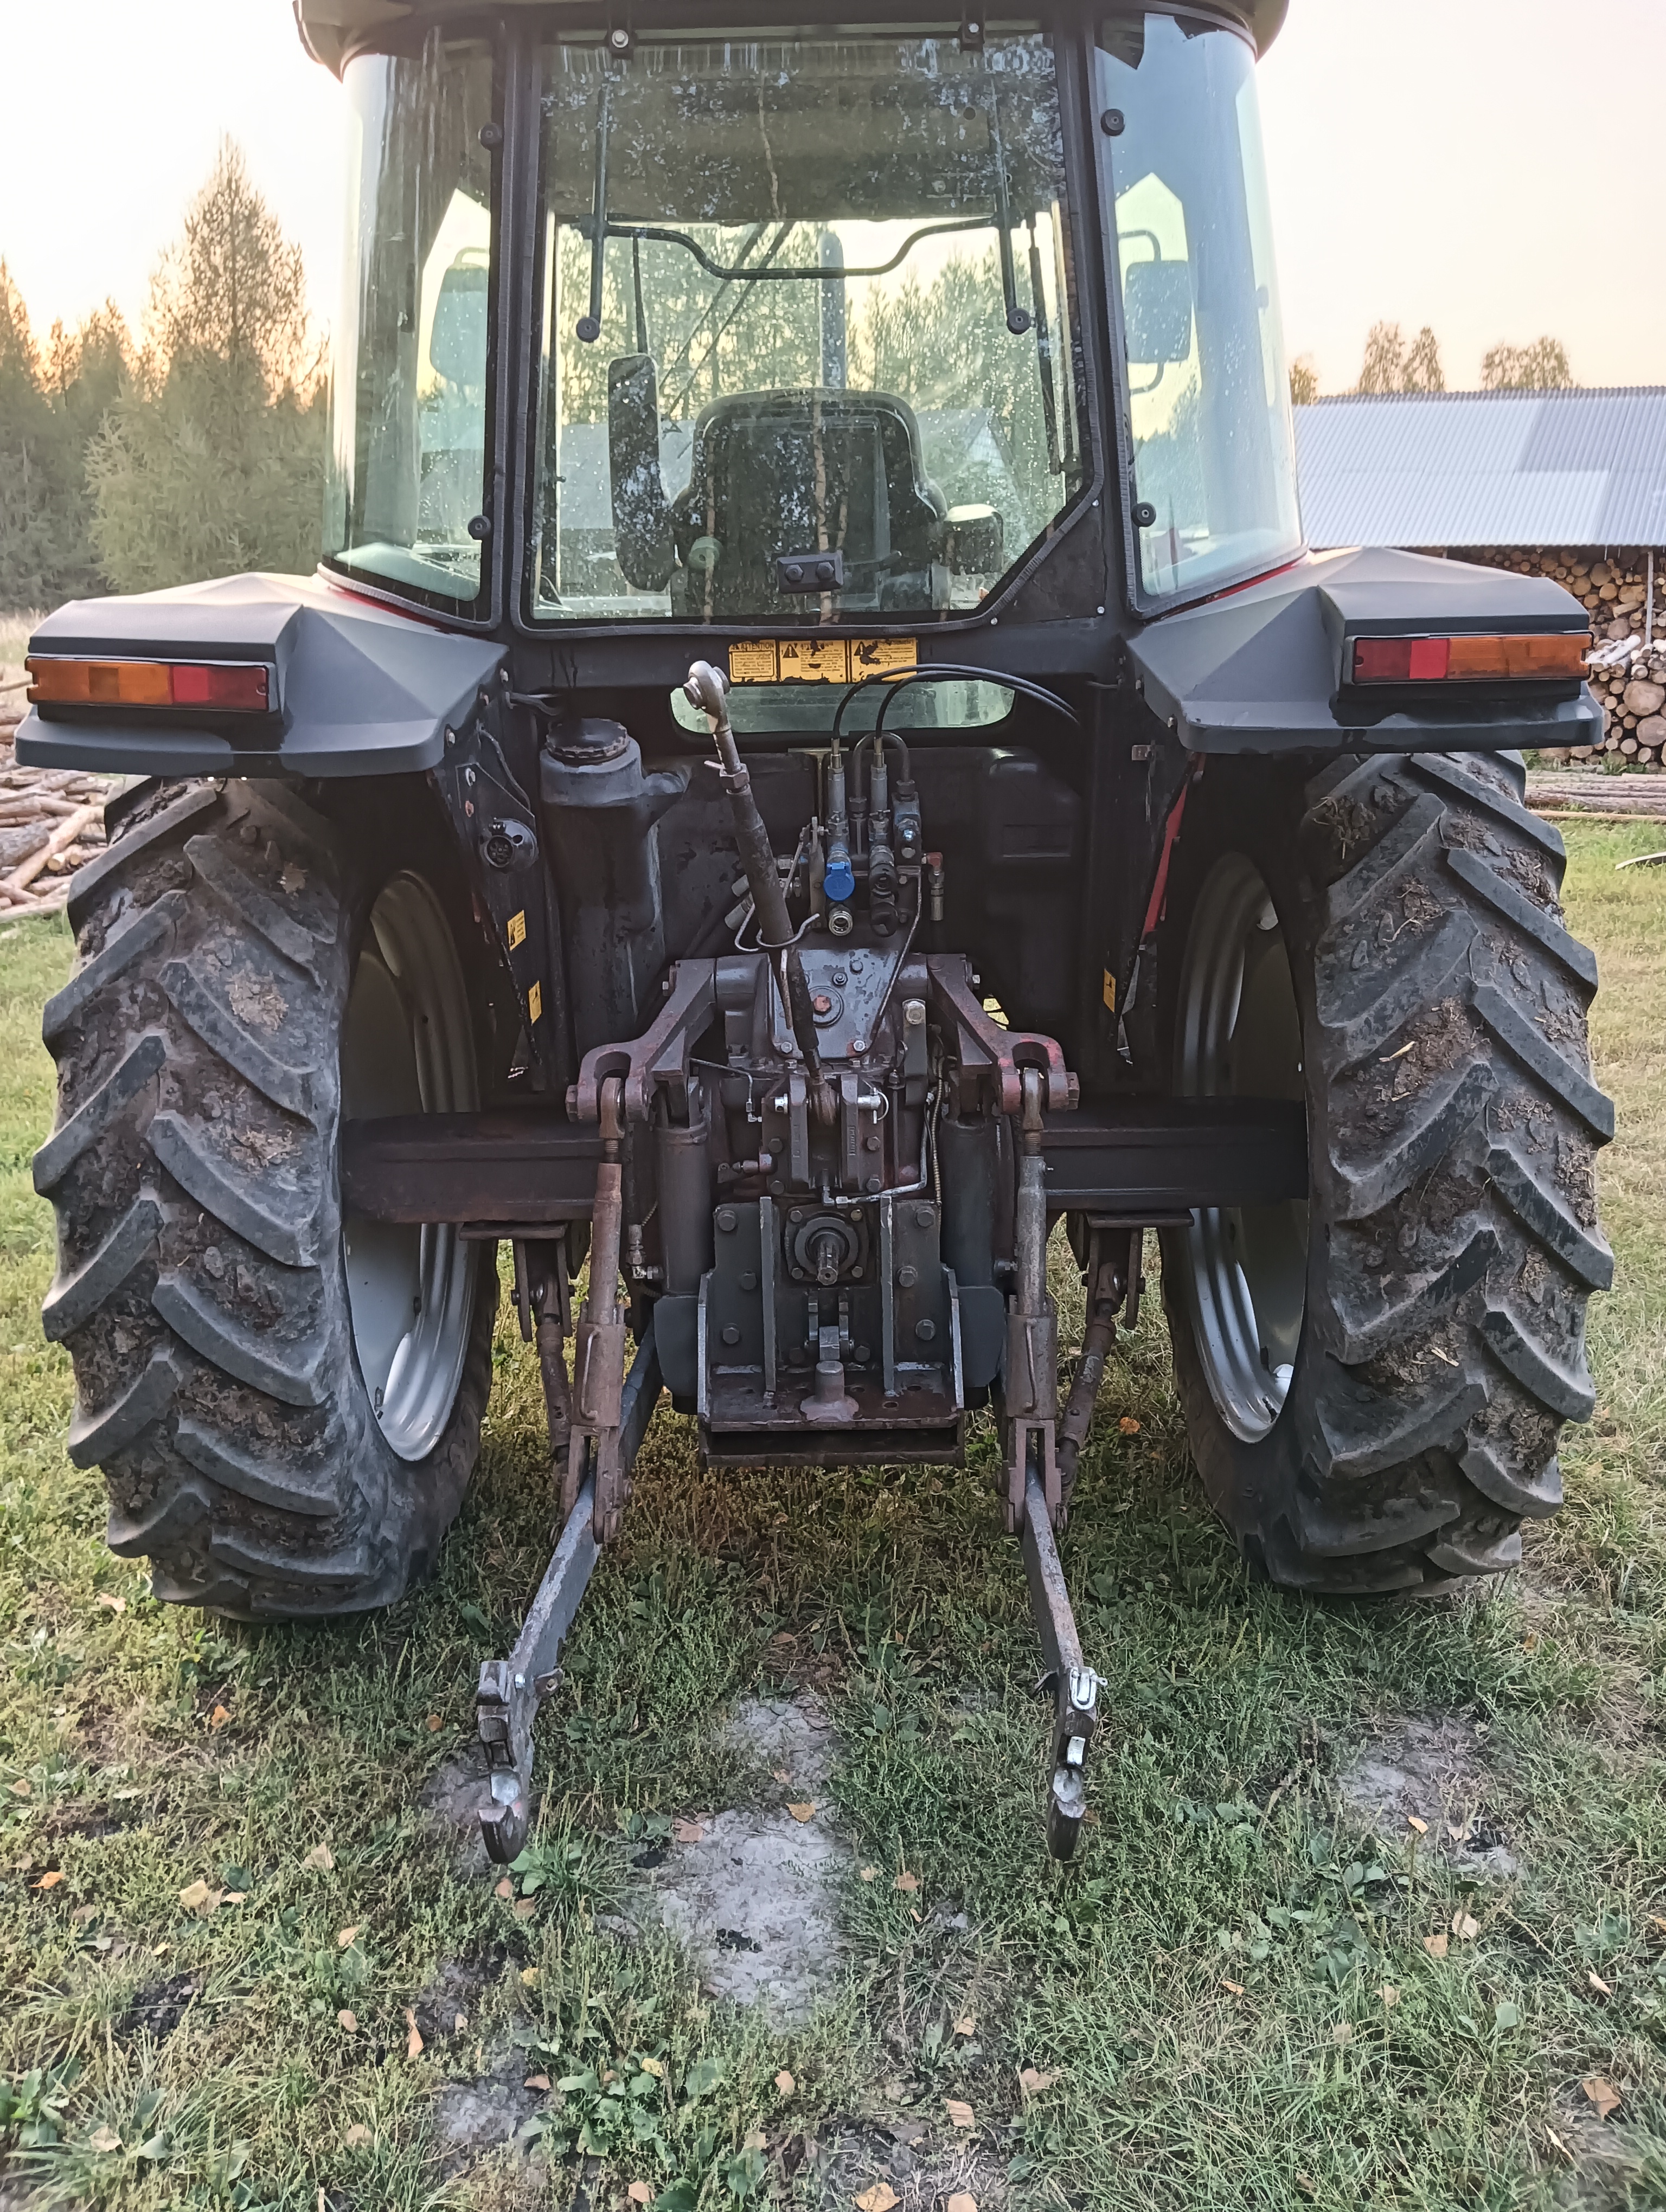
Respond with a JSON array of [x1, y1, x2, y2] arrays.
[[668, 388, 950, 618]]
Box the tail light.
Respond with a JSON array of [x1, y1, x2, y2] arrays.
[[26, 659, 273, 712], [1350, 634, 1586, 684]]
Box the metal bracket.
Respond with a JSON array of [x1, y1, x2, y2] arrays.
[[571, 959, 716, 1124], [925, 954, 1076, 1117], [1021, 1467, 1100, 1861], [476, 1319, 664, 1864]]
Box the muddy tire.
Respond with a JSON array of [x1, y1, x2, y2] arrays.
[[35, 776, 497, 1619], [1156, 749, 1612, 1594]]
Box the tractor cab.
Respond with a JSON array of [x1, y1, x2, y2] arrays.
[[315, 2, 1302, 632]]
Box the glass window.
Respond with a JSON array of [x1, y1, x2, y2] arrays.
[[325, 35, 496, 610], [668, 674, 1015, 736], [1097, 14, 1302, 601], [528, 33, 1088, 625]]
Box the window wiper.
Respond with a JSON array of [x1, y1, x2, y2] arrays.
[[575, 80, 613, 343], [1027, 214, 1061, 473], [985, 79, 1032, 338]]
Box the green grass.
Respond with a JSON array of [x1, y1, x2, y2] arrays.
[[2, 826, 1664, 2210]]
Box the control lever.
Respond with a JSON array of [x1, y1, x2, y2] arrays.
[[684, 660, 835, 1123]]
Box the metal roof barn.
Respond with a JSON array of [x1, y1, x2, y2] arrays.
[[1293, 389, 1666, 551]]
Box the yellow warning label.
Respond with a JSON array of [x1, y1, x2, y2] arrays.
[[1102, 968, 1117, 1013], [527, 979, 542, 1025], [728, 639, 779, 684], [728, 638, 918, 685], [850, 636, 918, 675], [777, 637, 849, 683], [507, 909, 527, 950]]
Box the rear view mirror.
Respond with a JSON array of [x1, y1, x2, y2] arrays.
[[1123, 259, 1193, 365], [943, 504, 1004, 575], [607, 355, 676, 591], [428, 257, 489, 391]]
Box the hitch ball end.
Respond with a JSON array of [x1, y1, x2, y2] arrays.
[[683, 660, 730, 719]]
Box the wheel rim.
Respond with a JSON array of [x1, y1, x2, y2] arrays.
[[1175, 853, 1309, 1442], [340, 874, 479, 1462]]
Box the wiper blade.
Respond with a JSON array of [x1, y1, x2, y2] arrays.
[[575, 81, 613, 344], [1028, 214, 1061, 474], [985, 78, 1032, 338]]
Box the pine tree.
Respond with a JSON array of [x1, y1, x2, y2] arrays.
[[88, 141, 325, 593]]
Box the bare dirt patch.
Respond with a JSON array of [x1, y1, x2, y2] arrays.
[[1337, 1716, 1521, 1878], [624, 1695, 850, 2023]]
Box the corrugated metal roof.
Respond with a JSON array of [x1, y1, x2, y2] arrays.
[[1293, 388, 1666, 551]]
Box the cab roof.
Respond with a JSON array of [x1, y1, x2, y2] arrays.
[[293, 0, 1287, 76]]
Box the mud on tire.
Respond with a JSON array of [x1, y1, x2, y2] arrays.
[[1157, 749, 1613, 1594], [35, 776, 497, 1619]]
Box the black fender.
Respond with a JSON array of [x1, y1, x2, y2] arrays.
[[1123, 544, 1602, 758], [17, 573, 566, 1083]]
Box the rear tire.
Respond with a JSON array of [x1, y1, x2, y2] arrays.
[[35, 776, 497, 1619], [1157, 750, 1612, 1594]]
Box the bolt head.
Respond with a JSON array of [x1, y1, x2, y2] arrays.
[[914, 1317, 937, 1341], [721, 1323, 741, 1346], [914, 1204, 935, 1229], [715, 1206, 738, 1233]]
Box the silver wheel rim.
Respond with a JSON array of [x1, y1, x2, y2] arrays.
[[1175, 853, 1309, 1442], [341, 874, 479, 1462]]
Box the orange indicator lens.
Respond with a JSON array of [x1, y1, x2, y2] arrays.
[[26, 658, 272, 711], [1351, 634, 1587, 684]]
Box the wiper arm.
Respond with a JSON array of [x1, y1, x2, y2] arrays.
[[986, 79, 1031, 338], [576, 81, 613, 344], [1028, 214, 1061, 474]]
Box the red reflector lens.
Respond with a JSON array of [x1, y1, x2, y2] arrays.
[[26, 658, 271, 712], [1351, 634, 1586, 684], [169, 663, 270, 709]]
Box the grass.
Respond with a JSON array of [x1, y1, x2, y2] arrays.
[[0, 825, 1663, 2210]]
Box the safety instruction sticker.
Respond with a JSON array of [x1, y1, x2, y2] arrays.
[[850, 636, 918, 676], [506, 909, 526, 950], [728, 638, 919, 685], [528, 980, 542, 1025], [728, 640, 779, 683]]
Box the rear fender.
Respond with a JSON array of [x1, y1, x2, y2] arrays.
[[18, 573, 564, 1084]]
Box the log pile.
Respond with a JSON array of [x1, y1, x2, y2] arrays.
[[1460, 545, 1663, 768], [0, 664, 122, 919]]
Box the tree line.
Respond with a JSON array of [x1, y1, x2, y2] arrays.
[[0, 143, 324, 613], [1289, 326, 1576, 405]]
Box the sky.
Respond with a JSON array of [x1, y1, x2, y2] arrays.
[[2, 0, 1663, 395]]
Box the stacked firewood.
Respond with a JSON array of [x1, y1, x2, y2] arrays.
[[0, 664, 121, 918], [1461, 545, 1664, 768]]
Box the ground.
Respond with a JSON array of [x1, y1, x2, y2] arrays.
[[0, 822, 1662, 2211]]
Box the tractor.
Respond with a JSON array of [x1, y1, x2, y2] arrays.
[[21, 0, 1611, 1860]]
